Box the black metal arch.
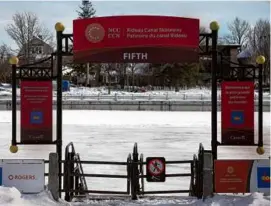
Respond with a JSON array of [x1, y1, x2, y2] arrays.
[[10, 25, 264, 198]]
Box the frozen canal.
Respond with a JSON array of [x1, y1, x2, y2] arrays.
[[0, 111, 269, 193]]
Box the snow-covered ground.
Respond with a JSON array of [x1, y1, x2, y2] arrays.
[[0, 111, 270, 205], [0, 86, 270, 101], [0, 186, 270, 206]]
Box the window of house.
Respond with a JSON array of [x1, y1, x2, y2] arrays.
[[30, 46, 43, 54], [30, 47, 36, 54], [36, 46, 43, 54]]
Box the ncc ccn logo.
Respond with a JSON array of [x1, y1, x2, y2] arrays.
[[257, 167, 270, 188]]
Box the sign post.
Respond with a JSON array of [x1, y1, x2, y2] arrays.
[[146, 157, 166, 182], [221, 81, 254, 145]]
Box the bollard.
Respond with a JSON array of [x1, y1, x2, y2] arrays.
[[202, 151, 213, 199], [48, 153, 59, 201]]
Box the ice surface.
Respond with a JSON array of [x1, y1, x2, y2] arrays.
[[0, 110, 269, 205]]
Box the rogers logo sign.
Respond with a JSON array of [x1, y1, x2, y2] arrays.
[[8, 175, 36, 180]]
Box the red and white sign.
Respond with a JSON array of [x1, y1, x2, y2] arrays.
[[2, 159, 45, 193], [147, 158, 165, 175], [221, 81, 254, 145], [215, 159, 270, 194], [20, 80, 53, 144], [73, 15, 199, 63]]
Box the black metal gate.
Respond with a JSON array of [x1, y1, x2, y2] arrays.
[[61, 142, 205, 202]]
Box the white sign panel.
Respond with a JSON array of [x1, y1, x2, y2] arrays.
[[2, 159, 45, 193], [249, 159, 270, 194]]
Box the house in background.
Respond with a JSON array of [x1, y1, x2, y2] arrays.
[[17, 36, 54, 65]]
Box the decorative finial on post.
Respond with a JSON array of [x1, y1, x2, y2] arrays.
[[256, 147, 265, 155], [9, 145, 18, 153], [55, 22, 65, 32], [256, 55, 265, 65], [209, 21, 219, 31], [9, 56, 19, 65]]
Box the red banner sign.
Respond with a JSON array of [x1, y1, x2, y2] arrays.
[[215, 160, 253, 193], [73, 15, 199, 63], [20, 81, 53, 144], [221, 81, 254, 145], [214, 159, 270, 194]]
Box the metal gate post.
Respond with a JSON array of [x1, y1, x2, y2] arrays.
[[195, 157, 200, 198], [64, 151, 75, 202], [11, 61, 18, 149], [55, 22, 64, 198], [256, 57, 265, 149], [127, 154, 132, 195], [139, 153, 144, 195], [74, 169, 80, 195], [69, 152, 75, 199], [64, 153, 70, 201], [197, 144, 204, 198], [131, 143, 139, 200], [210, 21, 219, 160]]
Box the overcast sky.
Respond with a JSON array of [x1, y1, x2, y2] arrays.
[[0, 0, 269, 49]]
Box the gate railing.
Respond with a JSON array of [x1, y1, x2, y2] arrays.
[[63, 142, 131, 201], [131, 143, 200, 198], [64, 142, 89, 201], [61, 142, 205, 201]]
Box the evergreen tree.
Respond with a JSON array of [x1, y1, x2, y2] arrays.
[[77, 0, 96, 19], [76, 0, 96, 86]]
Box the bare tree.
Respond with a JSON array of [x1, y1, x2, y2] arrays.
[[0, 43, 13, 82], [125, 63, 142, 91], [101, 63, 118, 94], [5, 11, 53, 63], [77, 0, 96, 87], [199, 26, 208, 34], [113, 63, 128, 89], [247, 19, 270, 84], [223, 17, 250, 47]]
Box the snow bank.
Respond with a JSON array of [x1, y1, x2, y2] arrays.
[[0, 186, 269, 206], [0, 86, 269, 100], [62, 87, 213, 96], [0, 186, 68, 206]]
